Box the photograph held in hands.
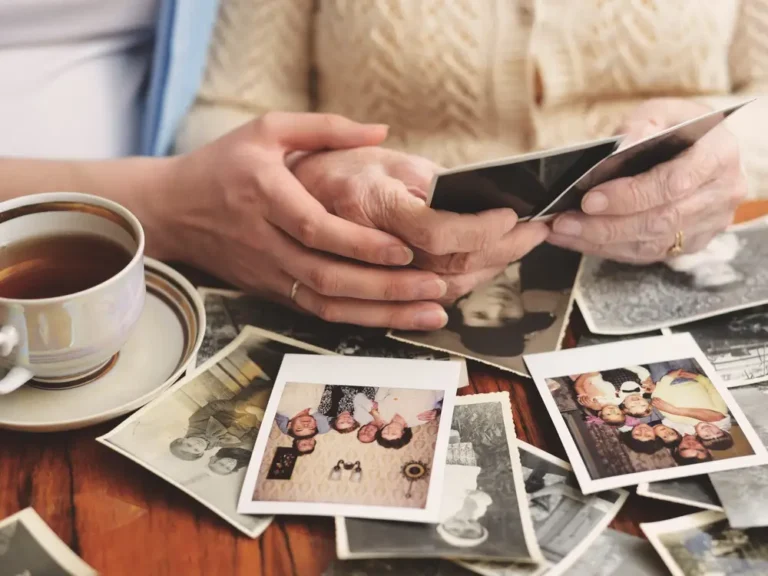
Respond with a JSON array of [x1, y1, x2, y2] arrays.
[[237, 355, 461, 522], [336, 392, 543, 563], [98, 326, 332, 537], [524, 333, 768, 494]]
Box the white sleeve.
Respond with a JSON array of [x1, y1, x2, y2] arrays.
[[715, 414, 733, 432], [353, 393, 374, 425]]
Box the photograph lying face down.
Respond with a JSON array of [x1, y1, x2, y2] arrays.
[[389, 243, 580, 376], [525, 334, 768, 493]]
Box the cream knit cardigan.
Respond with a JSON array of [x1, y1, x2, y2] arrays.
[[176, 0, 768, 198]]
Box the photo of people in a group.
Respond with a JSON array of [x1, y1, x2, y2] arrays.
[[253, 382, 445, 509], [546, 359, 757, 480]]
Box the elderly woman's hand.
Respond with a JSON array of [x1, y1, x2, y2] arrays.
[[292, 146, 549, 304], [547, 98, 748, 264]]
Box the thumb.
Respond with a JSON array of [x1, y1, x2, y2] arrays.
[[256, 112, 389, 151]]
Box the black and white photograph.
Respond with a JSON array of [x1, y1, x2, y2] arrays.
[[709, 384, 768, 528], [524, 333, 768, 493], [642, 510, 768, 576], [237, 355, 461, 522], [389, 243, 580, 376], [0, 507, 97, 576], [198, 287, 450, 366], [637, 477, 722, 512], [98, 326, 332, 537], [458, 442, 628, 576], [335, 393, 543, 563], [576, 223, 768, 335], [323, 558, 474, 576], [665, 305, 768, 387]]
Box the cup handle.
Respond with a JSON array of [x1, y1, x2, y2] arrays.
[[0, 326, 32, 395]]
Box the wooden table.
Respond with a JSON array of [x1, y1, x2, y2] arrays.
[[2, 200, 767, 576]]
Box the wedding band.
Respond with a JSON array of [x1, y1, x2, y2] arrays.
[[668, 230, 685, 257], [290, 280, 301, 302]]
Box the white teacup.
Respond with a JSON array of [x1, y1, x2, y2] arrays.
[[0, 192, 146, 394]]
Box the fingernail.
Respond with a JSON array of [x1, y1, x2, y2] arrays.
[[417, 278, 447, 299], [583, 191, 608, 214], [413, 308, 448, 330], [553, 217, 582, 237], [383, 246, 413, 265]]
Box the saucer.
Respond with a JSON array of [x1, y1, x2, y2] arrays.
[[0, 258, 205, 432]]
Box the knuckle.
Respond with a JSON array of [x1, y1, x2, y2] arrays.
[[593, 220, 622, 244], [416, 226, 446, 255], [296, 216, 319, 247], [306, 266, 338, 295], [648, 204, 683, 237], [635, 239, 668, 263], [446, 252, 474, 274], [625, 175, 655, 212], [315, 300, 342, 324], [321, 113, 347, 133], [255, 111, 283, 138]]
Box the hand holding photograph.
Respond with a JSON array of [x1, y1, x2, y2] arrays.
[[524, 333, 768, 493], [0, 508, 97, 576], [389, 243, 579, 376], [237, 355, 462, 522], [642, 510, 768, 576], [457, 442, 628, 576], [335, 393, 543, 563], [98, 326, 332, 537]]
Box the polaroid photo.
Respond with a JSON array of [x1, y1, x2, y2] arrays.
[[457, 441, 628, 576], [637, 477, 723, 512], [335, 392, 543, 563], [198, 287, 451, 367], [524, 333, 768, 494], [576, 222, 768, 335], [662, 305, 768, 388], [237, 355, 462, 521], [461, 528, 667, 576], [98, 326, 332, 537], [641, 510, 768, 576], [0, 507, 97, 576], [709, 384, 768, 528], [388, 243, 580, 377]]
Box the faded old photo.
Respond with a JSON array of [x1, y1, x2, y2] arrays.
[[709, 384, 768, 528], [459, 442, 627, 576], [576, 225, 768, 335], [336, 393, 542, 562], [390, 243, 580, 376], [642, 510, 768, 576], [666, 305, 768, 386], [0, 508, 96, 576], [199, 288, 449, 366], [637, 477, 722, 512], [98, 326, 330, 537]]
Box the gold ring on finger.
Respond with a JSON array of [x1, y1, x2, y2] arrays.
[[668, 230, 685, 257]]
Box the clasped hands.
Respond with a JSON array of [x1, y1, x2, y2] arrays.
[[162, 98, 746, 331]]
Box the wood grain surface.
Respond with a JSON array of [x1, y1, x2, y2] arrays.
[[2, 200, 766, 576]]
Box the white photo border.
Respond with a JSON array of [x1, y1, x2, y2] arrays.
[[524, 333, 768, 494], [237, 355, 463, 521]]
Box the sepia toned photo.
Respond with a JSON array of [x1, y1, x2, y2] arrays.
[[665, 305, 768, 387], [389, 243, 580, 376], [709, 384, 768, 528], [642, 510, 768, 576], [336, 393, 543, 563], [525, 334, 768, 493], [198, 287, 450, 367], [98, 326, 331, 537], [238, 355, 461, 521], [0, 508, 97, 576], [637, 477, 722, 512], [458, 441, 627, 576], [576, 224, 768, 335]]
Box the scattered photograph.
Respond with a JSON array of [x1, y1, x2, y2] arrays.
[[664, 305, 768, 387], [335, 393, 543, 562], [237, 355, 462, 521], [575, 328, 662, 349], [637, 477, 722, 512], [323, 558, 473, 576], [642, 510, 768, 576], [524, 333, 768, 493], [198, 288, 450, 366], [98, 326, 331, 537], [389, 243, 580, 376], [458, 441, 627, 576], [709, 384, 768, 528], [0, 507, 96, 576], [576, 223, 768, 335]]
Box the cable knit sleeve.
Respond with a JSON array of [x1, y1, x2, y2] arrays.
[[173, 0, 314, 153]]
